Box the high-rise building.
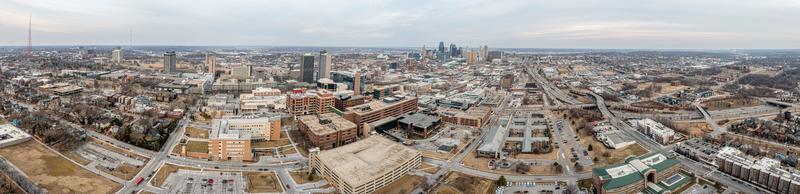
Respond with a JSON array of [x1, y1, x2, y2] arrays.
[[449, 43, 458, 57], [466, 51, 478, 65], [301, 53, 315, 83], [479, 45, 489, 61], [286, 89, 335, 116], [206, 53, 217, 73], [231, 65, 252, 80], [111, 47, 123, 63], [353, 70, 361, 96], [318, 51, 332, 81], [163, 51, 176, 73], [438, 41, 445, 53]]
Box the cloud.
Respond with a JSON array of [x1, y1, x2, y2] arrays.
[[0, 0, 798, 48]]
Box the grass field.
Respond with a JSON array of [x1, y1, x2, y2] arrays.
[[185, 140, 209, 153], [373, 175, 425, 194], [184, 127, 209, 139], [251, 131, 291, 149], [245, 172, 283, 193], [0, 141, 120, 194], [98, 164, 142, 180]]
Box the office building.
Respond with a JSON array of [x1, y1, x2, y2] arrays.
[[342, 95, 418, 136], [334, 94, 370, 111], [331, 71, 366, 95], [112, 47, 123, 63], [437, 106, 492, 128], [206, 53, 217, 73], [309, 135, 422, 194], [438, 41, 445, 53], [208, 116, 281, 161], [449, 43, 458, 57], [163, 51, 177, 73], [466, 51, 477, 65], [301, 53, 315, 83], [500, 74, 514, 90], [592, 153, 688, 194], [298, 113, 358, 150], [318, 51, 332, 81], [487, 51, 503, 61], [231, 65, 252, 80], [397, 113, 441, 138], [479, 45, 489, 61]]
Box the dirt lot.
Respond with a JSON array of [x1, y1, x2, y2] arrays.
[[373, 175, 425, 194], [98, 164, 142, 180], [433, 172, 496, 194], [245, 172, 283, 193], [64, 151, 91, 165], [184, 127, 209, 139], [0, 141, 121, 194], [673, 122, 710, 137], [515, 147, 558, 160], [418, 163, 440, 174], [290, 171, 321, 184]]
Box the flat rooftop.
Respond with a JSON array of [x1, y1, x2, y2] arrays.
[[0, 124, 32, 147], [299, 113, 356, 136], [314, 135, 420, 187], [346, 95, 415, 114]]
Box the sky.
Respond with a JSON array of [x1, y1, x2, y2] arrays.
[[1, 0, 799, 49]]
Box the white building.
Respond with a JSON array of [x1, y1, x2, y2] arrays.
[[628, 119, 676, 145], [0, 124, 32, 148]]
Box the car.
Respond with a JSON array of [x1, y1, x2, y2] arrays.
[[214, 166, 219, 169]]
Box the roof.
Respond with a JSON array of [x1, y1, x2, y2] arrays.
[[346, 95, 415, 115], [594, 152, 682, 190], [398, 113, 440, 129], [314, 136, 420, 187], [298, 113, 356, 136]]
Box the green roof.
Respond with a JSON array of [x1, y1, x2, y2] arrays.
[[603, 172, 644, 190], [652, 159, 680, 172]]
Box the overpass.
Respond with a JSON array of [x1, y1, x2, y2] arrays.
[[766, 100, 796, 108]]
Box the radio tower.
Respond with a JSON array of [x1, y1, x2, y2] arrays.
[[26, 14, 32, 59]]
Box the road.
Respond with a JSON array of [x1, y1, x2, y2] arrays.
[[589, 92, 762, 194]]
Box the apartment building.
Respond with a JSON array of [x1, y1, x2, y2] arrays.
[[629, 119, 678, 145], [716, 147, 800, 194], [286, 89, 335, 116]]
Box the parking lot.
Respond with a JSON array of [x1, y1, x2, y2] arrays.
[[162, 170, 247, 194], [554, 120, 593, 167], [496, 181, 566, 194]]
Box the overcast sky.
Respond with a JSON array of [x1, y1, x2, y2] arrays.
[[1, 0, 799, 49]]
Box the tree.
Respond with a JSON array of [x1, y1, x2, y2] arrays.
[[587, 144, 593, 151], [496, 176, 507, 186]]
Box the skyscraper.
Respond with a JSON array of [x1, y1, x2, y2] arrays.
[[206, 53, 217, 73], [112, 47, 123, 63], [449, 43, 458, 57], [318, 50, 332, 81], [438, 41, 445, 53], [163, 51, 176, 73], [479, 45, 489, 61], [466, 51, 477, 65], [301, 53, 315, 83], [353, 70, 361, 96]]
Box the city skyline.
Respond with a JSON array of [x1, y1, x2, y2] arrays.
[[0, 0, 799, 49]]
